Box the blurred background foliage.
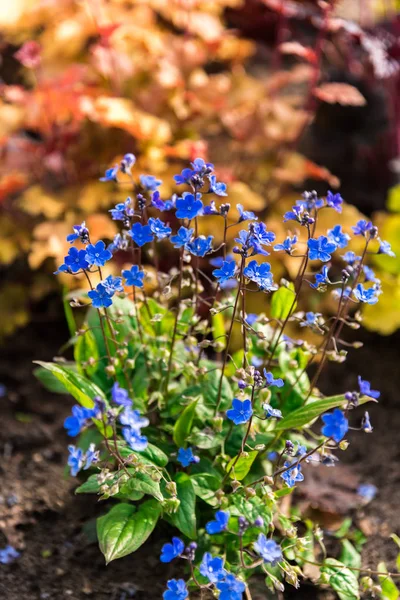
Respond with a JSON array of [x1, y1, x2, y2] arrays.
[[0, 0, 399, 339]]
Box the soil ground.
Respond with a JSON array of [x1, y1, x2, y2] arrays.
[[0, 308, 399, 600]]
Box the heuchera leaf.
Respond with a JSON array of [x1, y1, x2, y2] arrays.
[[33, 361, 105, 408], [97, 500, 161, 564]]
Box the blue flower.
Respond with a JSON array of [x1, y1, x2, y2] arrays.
[[245, 313, 258, 325], [160, 538, 185, 563], [353, 283, 379, 305], [109, 198, 134, 221], [243, 260, 276, 291], [186, 235, 213, 257], [175, 192, 203, 220], [252, 222, 275, 246], [307, 236, 337, 262], [263, 404, 283, 419], [111, 382, 132, 407], [108, 233, 128, 253], [151, 191, 175, 211], [203, 200, 219, 215], [88, 282, 114, 308], [209, 175, 227, 196], [274, 235, 297, 254], [122, 265, 145, 288], [85, 240, 112, 267], [357, 483, 377, 502], [174, 168, 196, 186], [55, 247, 90, 274], [100, 165, 119, 182], [122, 427, 148, 451], [120, 153, 136, 174], [64, 405, 97, 437], [119, 407, 149, 431], [84, 443, 99, 470], [254, 534, 282, 565], [342, 251, 360, 265], [0, 545, 20, 565], [363, 265, 379, 283], [321, 409, 348, 442], [163, 579, 188, 600], [352, 219, 373, 236], [216, 574, 246, 600], [237, 204, 257, 222], [300, 311, 322, 328], [311, 265, 331, 289], [148, 217, 172, 240], [281, 461, 304, 487], [297, 191, 324, 211], [326, 191, 343, 213], [362, 411, 373, 432], [284, 205, 304, 223], [177, 447, 199, 467], [213, 260, 236, 283], [192, 157, 214, 173], [102, 275, 123, 294], [129, 222, 154, 247], [378, 239, 395, 257], [170, 226, 194, 249], [140, 174, 162, 191], [66, 222, 89, 244], [264, 370, 284, 388], [358, 376, 380, 399], [199, 552, 226, 583], [67, 445, 84, 476], [327, 225, 349, 249], [226, 398, 252, 425], [205, 510, 230, 534]]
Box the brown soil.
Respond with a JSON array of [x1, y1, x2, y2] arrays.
[[0, 315, 399, 600]]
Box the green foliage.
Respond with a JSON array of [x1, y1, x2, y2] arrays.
[[97, 501, 161, 564]]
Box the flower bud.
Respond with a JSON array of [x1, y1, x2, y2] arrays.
[[105, 365, 116, 377], [212, 416, 223, 433], [165, 481, 177, 497], [163, 498, 180, 513]]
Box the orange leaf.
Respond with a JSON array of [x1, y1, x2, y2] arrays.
[[314, 83, 367, 107]]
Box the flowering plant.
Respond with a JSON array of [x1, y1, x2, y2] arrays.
[[35, 156, 396, 599]]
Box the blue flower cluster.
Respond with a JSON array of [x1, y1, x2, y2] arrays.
[[64, 405, 98, 437], [160, 522, 246, 600], [113, 384, 149, 451]]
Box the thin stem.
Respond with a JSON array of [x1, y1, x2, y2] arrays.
[[164, 248, 185, 393], [215, 255, 245, 414]]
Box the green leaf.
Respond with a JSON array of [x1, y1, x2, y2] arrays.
[[321, 558, 360, 600], [173, 399, 198, 448], [169, 473, 196, 539], [377, 562, 399, 600], [34, 361, 105, 408], [271, 283, 296, 320], [191, 473, 220, 507], [390, 534, 400, 571], [34, 365, 77, 394], [339, 540, 362, 569], [74, 329, 99, 377], [275, 395, 371, 431], [75, 472, 144, 501], [202, 367, 233, 412], [139, 443, 169, 467], [120, 471, 163, 502], [97, 500, 161, 564], [212, 312, 226, 350], [226, 450, 258, 481]]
